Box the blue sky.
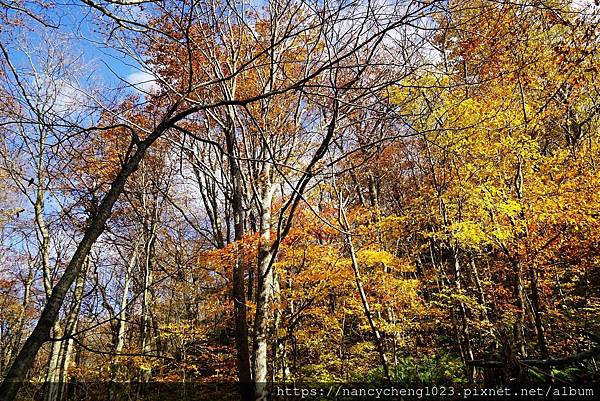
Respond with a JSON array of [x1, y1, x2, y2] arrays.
[[2, 0, 155, 93]]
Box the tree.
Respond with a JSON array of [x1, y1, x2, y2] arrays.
[[2, 1, 598, 399]]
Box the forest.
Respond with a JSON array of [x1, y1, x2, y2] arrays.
[[0, 0, 599, 400]]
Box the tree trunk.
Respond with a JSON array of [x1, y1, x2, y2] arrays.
[[340, 206, 390, 382], [367, 172, 380, 210], [55, 257, 88, 401], [451, 246, 474, 381], [271, 270, 282, 385], [347, 233, 390, 381], [109, 243, 137, 399], [139, 222, 156, 383], [528, 265, 548, 358], [253, 166, 275, 401], [44, 324, 62, 401], [224, 108, 253, 401], [468, 253, 489, 321], [511, 257, 527, 358], [35, 163, 62, 401]]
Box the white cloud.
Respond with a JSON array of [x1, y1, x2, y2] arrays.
[[126, 71, 160, 94]]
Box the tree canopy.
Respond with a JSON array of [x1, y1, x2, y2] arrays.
[[0, 1, 599, 400]]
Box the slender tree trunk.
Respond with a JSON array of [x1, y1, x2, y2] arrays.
[[451, 246, 474, 381], [511, 159, 528, 359], [224, 109, 253, 401], [528, 265, 548, 358], [139, 223, 156, 383], [253, 166, 275, 401], [34, 163, 63, 401], [116, 247, 135, 357], [271, 270, 282, 385], [55, 257, 88, 401], [346, 232, 390, 381], [44, 327, 62, 401], [468, 253, 489, 321], [386, 306, 399, 379], [367, 172, 380, 210], [510, 257, 527, 358], [340, 205, 390, 381], [109, 244, 137, 401]]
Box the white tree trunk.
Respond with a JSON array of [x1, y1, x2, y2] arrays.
[[253, 165, 275, 401]]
